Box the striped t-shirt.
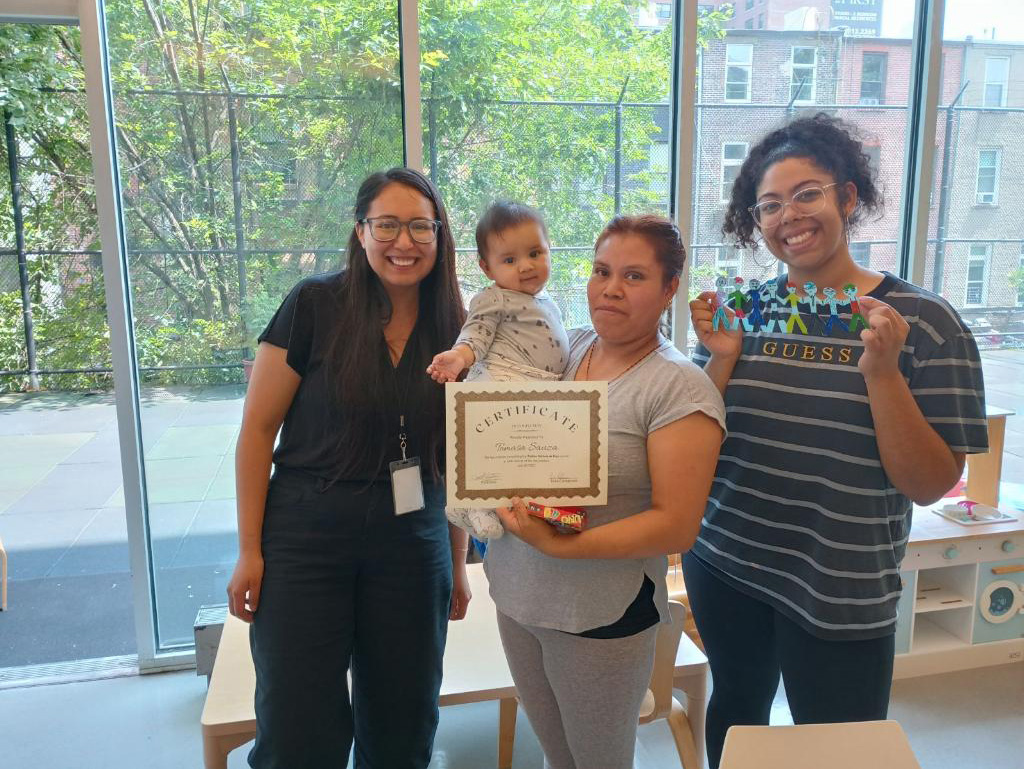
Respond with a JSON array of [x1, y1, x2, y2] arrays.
[[691, 272, 988, 640]]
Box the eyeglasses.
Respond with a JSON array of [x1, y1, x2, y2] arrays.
[[358, 216, 441, 244], [748, 183, 840, 230]]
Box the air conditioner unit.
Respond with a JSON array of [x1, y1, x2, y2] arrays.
[[860, 97, 880, 105]]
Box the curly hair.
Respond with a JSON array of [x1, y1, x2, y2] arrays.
[[722, 112, 883, 250]]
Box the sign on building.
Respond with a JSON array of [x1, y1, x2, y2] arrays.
[[832, 0, 883, 38]]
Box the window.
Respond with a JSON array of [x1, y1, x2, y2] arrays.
[[984, 57, 1009, 108], [966, 244, 990, 306], [656, 3, 671, 20], [649, 141, 670, 206], [1018, 247, 1024, 307], [976, 149, 1001, 204], [716, 246, 742, 279], [850, 242, 871, 267], [790, 47, 816, 104], [745, 0, 754, 9], [744, 18, 754, 29], [860, 52, 887, 105], [721, 142, 749, 202], [725, 45, 753, 102], [758, 14, 765, 29]]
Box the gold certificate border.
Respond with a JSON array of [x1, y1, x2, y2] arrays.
[[454, 389, 603, 501]]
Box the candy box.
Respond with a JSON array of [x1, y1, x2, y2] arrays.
[[526, 503, 587, 533]]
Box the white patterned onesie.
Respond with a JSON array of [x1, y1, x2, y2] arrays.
[[448, 285, 571, 539]]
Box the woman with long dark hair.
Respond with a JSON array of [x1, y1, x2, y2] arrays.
[[226, 168, 471, 768]]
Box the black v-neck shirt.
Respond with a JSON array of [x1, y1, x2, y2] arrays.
[[258, 271, 437, 482]]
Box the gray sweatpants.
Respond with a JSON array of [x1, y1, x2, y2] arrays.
[[496, 610, 659, 769]]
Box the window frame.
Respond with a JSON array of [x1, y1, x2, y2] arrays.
[[860, 51, 887, 105], [965, 244, 991, 307], [790, 46, 817, 105], [983, 56, 1009, 108], [725, 44, 753, 103], [975, 148, 1001, 205]]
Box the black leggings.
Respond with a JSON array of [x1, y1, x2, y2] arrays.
[[683, 553, 895, 769]]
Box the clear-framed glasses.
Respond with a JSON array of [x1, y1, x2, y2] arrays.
[[748, 183, 840, 230], [359, 216, 441, 244]]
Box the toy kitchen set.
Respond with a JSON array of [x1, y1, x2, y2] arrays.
[[895, 407, 1024, 678]]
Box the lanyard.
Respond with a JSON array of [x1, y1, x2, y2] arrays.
[[392, 334, 417, 462]]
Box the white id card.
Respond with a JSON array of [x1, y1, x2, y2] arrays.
[[390, 457, 425, 515]]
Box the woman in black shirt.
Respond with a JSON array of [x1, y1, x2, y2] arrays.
[[226, 168, 471, 768]]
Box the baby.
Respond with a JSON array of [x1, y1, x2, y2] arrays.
[[427, 201, 570, 539]]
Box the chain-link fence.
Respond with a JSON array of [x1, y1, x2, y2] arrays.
[[5, 84, 1024, 393], [1, 89, 674, 392]]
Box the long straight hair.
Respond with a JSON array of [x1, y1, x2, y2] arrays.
[[328, 168, 465, 480]]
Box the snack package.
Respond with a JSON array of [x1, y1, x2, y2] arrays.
[[526, 503, 587, 533]]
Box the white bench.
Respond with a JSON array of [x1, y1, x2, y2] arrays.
[[201, 564, 708, 768]]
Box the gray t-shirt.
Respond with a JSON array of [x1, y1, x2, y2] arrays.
[[455, 285, 570, 376], [485, 328, 727, 632]]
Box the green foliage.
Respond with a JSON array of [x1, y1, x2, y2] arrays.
[[1, 2, 728, 391]]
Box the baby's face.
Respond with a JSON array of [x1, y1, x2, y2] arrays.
[[480, 221, 551, 295]]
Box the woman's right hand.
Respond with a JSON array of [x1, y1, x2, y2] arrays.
[[227, 551, 265, 623], [690, 291, 742, 360]]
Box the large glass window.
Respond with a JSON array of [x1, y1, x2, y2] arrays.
[[692, 5, 915, 314], [419, 0, 678, 327], [103, 0, 404, 650], [0, 23, 135, 672]]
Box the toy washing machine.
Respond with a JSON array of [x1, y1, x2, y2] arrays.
[[973, 557, 1024, 644]]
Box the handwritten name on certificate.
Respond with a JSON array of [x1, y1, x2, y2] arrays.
[[445, 381, 608, 508]]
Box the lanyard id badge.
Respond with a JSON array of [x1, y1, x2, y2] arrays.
[[390, 414, 424, 515]]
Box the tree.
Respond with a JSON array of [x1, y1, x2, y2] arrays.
[[0, 1, 729, 389]]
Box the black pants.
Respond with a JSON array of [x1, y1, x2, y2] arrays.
[[249, 470, 452, 769], [683, 553, 895, 769]]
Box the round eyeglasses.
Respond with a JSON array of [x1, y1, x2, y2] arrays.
[[358, 216, 441, 244], [748, 183, 840, 230]]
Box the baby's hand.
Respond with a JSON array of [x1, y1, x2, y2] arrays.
[[427, 350, 466, 383]]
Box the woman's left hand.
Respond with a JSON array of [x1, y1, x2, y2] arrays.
[[857, 296, 909, 379], [495, 498, 562, 555], [449, 564, 472, 621]]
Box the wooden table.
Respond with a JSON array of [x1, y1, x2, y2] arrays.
[[720, 721, 921, 769], [201, 563, 709, 768]]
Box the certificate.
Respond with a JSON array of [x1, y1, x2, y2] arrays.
[[445, 380, 608, 508]]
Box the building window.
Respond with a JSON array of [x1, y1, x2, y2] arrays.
[[725, 45, 753, 102], [656, 2, 671, 20], [850, 242, 871, 268], [860, 52, 886, 105], [716, 246, 742, 279], [1018, 246, 1024, 306], [984, 57, 1009, 108], [721, 142, 749, 202], [744, 18, 754, 29], [976, 148, 1001, 204], [758, 14, 765, 29], [790, 47, 817, 104], [745, 0, 754, 9], [966, 245, 990, 306]]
